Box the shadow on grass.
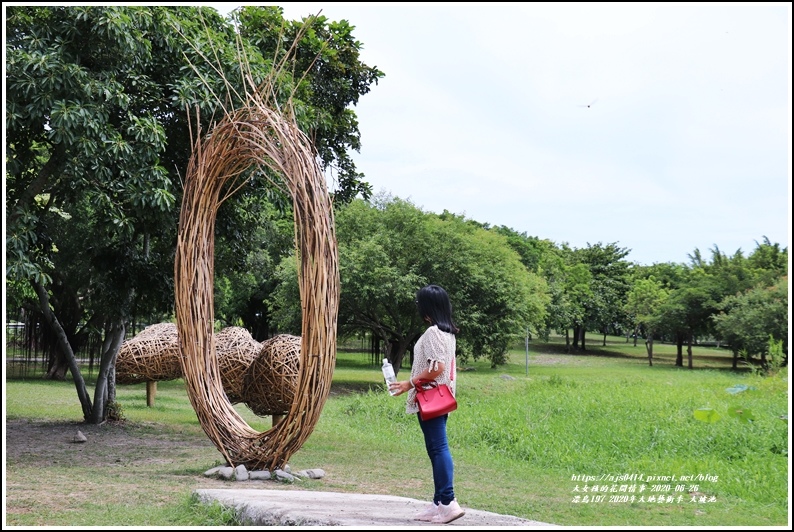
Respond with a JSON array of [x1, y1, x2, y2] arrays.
[[529, 340, 749, 373], [329, 380, 381, 396], [531, 341, 640, 359]]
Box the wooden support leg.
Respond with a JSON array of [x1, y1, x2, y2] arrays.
[[146, 380, 157, 407]]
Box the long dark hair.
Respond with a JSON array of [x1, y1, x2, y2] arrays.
[[416, 284, 459, 334]]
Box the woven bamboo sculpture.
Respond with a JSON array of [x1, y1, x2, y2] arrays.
[[215, 326, 262, 404], [116, 323, 302, 412], [115, 323, 182, 384], [173, 80, 339, 470], [243, 334, 302, 416], [116, 324, 264, 397]]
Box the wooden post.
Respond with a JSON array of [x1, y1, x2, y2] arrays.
[[146, 380, 157, 407]]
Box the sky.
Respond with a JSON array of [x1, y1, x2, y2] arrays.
[[217, 3, 788, 265]]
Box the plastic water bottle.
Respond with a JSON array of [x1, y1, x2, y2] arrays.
[[382, 358, 397, 396]]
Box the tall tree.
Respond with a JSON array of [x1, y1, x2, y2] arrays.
[[490, 225, 549, 273], [270, 195, 549, 370], [659, 266, 719, 368], [713, 275, 788, 369], [7, 5, 191, 420], [571, 242, 632, 351], [624, 276, 669, 365], [203, 5, 385, 340], [658, 240, 785, 369], [432, 212, 549, 367], [536, 244, 592, 351], [746, 237, 788, 287]]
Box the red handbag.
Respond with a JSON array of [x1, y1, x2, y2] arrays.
[[415, 358, 457, 421]]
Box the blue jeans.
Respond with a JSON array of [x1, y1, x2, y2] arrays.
[[417, 413, 455, 505]]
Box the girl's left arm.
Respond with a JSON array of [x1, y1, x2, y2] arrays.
[[389, 363, 445, 396]]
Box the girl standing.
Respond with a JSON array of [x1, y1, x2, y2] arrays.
[[389, 284, 465, 524]]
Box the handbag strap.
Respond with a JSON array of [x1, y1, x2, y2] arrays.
[[414, 378, 436, 390]]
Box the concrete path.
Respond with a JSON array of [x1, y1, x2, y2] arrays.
[[194, 488, 557, 527]]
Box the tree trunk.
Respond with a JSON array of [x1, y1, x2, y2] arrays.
[[7, 144, 66, 226], [580, 328, 587, 352], [645, 334, 653, 366], [32, 279, 92, 420], [384, 331, 419, 377], [675, 334, 684, 367], [732, 349, 739, 370], [633, 325, 639, 347], [45, 353, 70, 380], [572, 325, 580, 349], [602, 331, 607, 347], [687, 333, 693, 369], [371, 333, 381, 366], [565, 329, 571, 353], [108, 344, 118, 405], [89, 320, 126, 424]]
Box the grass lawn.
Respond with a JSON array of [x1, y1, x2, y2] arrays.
[[4, 334, 790, 527]]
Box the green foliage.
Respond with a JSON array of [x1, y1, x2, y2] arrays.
[[184, 497, 241, 526], [625, 276, 669, 338], [765, 335, 786, 374], [268, 253, 302, 334], [538, 247, 593, 339], [664, 241, 788, 354], [213, 200, 295, 337], [572, 242, 633, 339], [489, 225, 551, 272], [693, 408, 721, 423], [727, 406, 755, 423], [327, 194, 550, 367], [105, 400, 125, 422], [6, 6, 214, 327], [746, 237, 788, 285], [712, 277, 788, 362]]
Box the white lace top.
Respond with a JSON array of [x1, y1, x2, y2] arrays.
[[406, 325, 456, 414]]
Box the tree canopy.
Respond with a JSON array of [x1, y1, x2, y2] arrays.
[[270, 194, 550, 369]]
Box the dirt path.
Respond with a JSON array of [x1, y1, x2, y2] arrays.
[[5, 418, 214, 467], [4, 417, 245, 525]]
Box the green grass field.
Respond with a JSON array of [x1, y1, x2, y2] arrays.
[[4, 334, 790, 526]]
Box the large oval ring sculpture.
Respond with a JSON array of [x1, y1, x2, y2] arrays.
[[174, 94, 339, 471]]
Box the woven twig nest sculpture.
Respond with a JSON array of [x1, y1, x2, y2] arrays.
[[174, 60, 339, 470], [215, 326, 262, 404], [116, 323, 182, 384], [242, 334, 301, 416]]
